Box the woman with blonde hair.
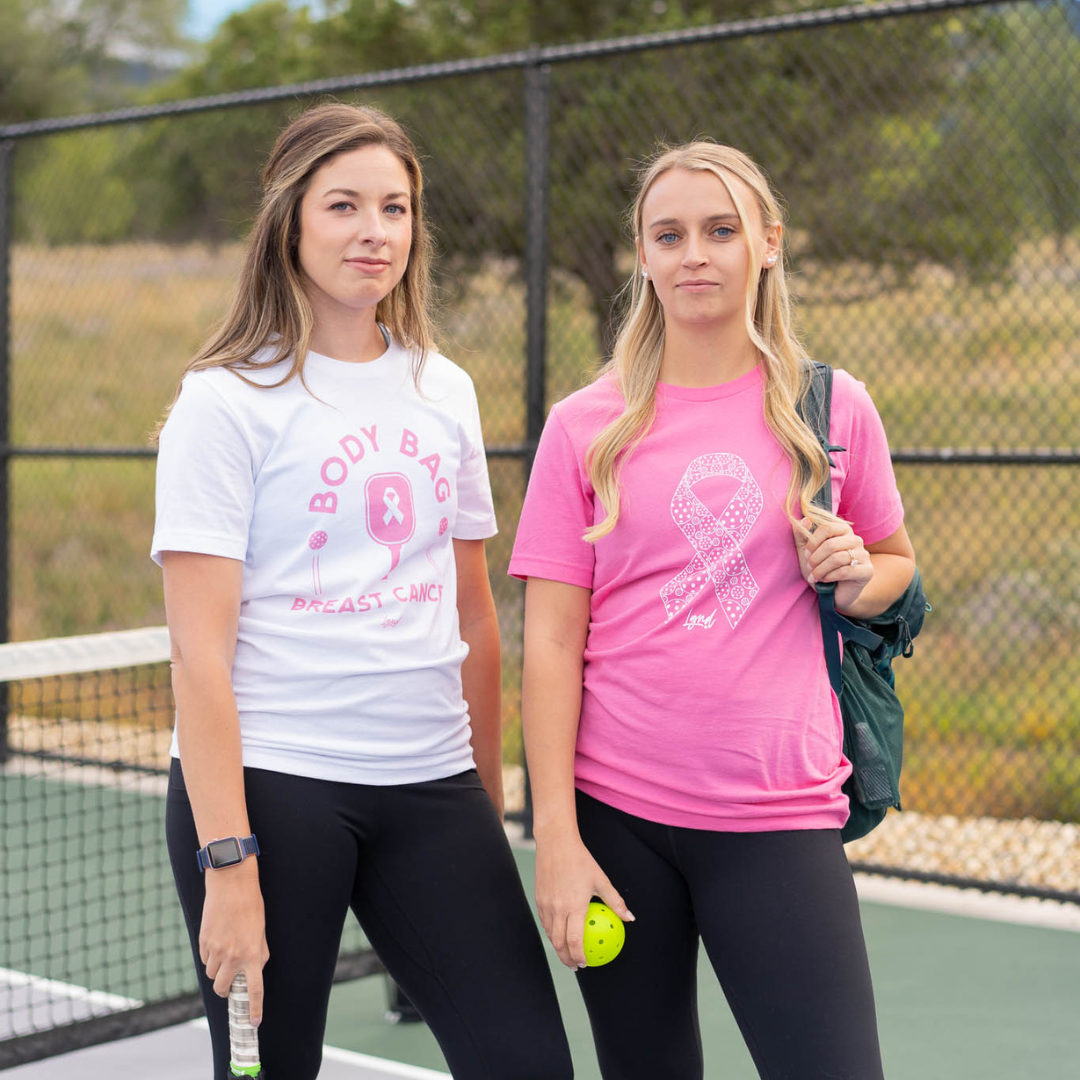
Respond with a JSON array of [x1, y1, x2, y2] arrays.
[[511, 141, 915, 1079], [154, 102, 571, 1080]]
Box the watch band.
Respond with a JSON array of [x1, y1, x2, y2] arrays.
[[197, 834, 260, 872]]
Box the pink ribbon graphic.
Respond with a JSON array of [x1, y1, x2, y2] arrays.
[[660, 453, 763, 628], [365, 472, 415, 579], [382, 488, 405, 525]]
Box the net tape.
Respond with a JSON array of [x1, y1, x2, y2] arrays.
[[0, 626, 171, 683]]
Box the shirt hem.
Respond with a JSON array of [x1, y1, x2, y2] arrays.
[[451, 521, 498, 540], [507, 556, 593, 588], [575, 779, 849, 833], [857, 507, 906, 548], [230, 747, 477, 786], [151, 532, 247, 567]]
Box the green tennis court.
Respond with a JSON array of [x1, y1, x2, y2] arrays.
[[2, 633, 1077, 1077], [321, 844, 1080, 1080], [5, 784, 1077, 1079]]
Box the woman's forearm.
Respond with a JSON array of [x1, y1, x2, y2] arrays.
[[523, 643, 584, 842], [522, 579, 591, 843], [171, 654, 252, 845], [162, 551, 250, 845]]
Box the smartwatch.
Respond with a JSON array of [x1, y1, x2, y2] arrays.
[[196, 834, 260, 872]]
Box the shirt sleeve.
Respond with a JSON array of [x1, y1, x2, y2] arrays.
[[834, 372, 905, 546], [452, 377, 498, 540], [508, 407, 596, 588], [150, 374, 256, 566]]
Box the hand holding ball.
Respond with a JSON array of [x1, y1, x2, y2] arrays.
[[582, 901, 625, 967]]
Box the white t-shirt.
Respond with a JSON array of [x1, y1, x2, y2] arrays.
[[152, 339, 497, 784]]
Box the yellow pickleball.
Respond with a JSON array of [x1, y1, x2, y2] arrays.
[[582, 901, 625, 967]]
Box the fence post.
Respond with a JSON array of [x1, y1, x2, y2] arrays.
[[524, 54, 551, 464], [521, 55, 551, 839], [0, 139, 13, 763]]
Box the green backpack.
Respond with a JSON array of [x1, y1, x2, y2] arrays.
[[799, 362, 929, 843]]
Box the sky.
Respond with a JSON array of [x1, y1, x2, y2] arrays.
[[184, 0, 265, 40]]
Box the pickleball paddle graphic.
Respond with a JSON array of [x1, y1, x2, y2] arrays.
[[365, 472, 416, 578]]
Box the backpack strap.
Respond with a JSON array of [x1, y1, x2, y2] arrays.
[[803, 362, 847, 475], [797, 362, 883, 696]]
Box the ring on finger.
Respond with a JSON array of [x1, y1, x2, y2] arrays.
[[849, 551, 860, 566]]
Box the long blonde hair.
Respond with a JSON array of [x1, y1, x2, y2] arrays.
[[585, 141, 836, 542], [156, 102, 435, 433]]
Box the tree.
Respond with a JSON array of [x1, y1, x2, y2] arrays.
[[400, 1, 966, 350], [995, 2, 1080, 260], [334, 0, 975, 350], [94, 2, 1067, 338], [4, 0, 188, 243], [18, 128, 138, 244], [0, 0, 186, 122], [853, 2, 1080, 280], [0, 0, 82, 123]]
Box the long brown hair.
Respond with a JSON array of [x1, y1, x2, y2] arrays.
[[585, 141, 837, 542], [156, 102, 435, 434]]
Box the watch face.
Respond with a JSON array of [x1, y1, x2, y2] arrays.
[[207, 837, 243, 868]]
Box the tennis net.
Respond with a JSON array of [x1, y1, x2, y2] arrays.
[[0, 626, 380, 1069]]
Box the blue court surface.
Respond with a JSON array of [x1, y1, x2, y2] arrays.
[[6, 840, 1079, 1080]]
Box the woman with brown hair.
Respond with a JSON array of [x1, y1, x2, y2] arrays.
[[154, 102, 570, 1080], [512, 141, 916, 1079]]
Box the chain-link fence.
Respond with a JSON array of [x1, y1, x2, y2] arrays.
[[0, 0, 1077, 903]]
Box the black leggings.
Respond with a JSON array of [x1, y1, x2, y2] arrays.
[[166, 762, 572, 1080], [574, 791, 884, 1080]]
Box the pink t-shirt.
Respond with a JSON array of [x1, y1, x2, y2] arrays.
[[509, 365, 904, 832]]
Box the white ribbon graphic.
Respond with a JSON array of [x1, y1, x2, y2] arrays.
[[382, 487, 405, 526], [660, 453, 763, 629]]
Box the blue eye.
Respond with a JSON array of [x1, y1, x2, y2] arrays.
[[329, 201, 353, 212], [385, 204, 407, 215], [657, 231, 679, 244], [713, 225, 735, 239]]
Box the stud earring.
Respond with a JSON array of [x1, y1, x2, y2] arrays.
[[641, 268, 649, 279]]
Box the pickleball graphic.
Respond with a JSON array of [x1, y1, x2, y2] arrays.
[[660, 453, 763, 629], [365, 472, 416, 578], [309, 530, 328, 595]]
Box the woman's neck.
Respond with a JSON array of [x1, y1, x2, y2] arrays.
[[308, 309, 388, 364], [658, 320, 759, 388]]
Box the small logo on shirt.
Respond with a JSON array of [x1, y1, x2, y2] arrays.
[[683, 609, 717, 631]]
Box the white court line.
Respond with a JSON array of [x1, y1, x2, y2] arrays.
[[0, 967, 141, 1040], [854, 873, 1080, 932], [187, 1018, 451, 1078], [1, 755, 168, 796], [320, 1045, 450, 1077], [0, 968, 141, 1012]]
